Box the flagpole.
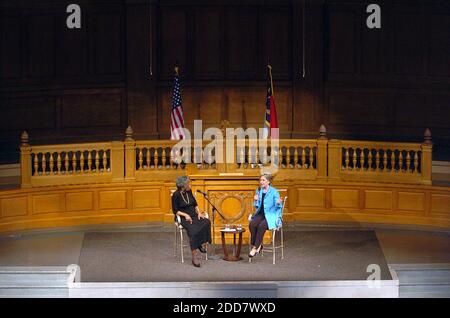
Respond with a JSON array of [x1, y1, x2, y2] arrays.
[[268, 63, 274, 98]]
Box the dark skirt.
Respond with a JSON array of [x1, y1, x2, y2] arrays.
[[181, 217, 212, 250]]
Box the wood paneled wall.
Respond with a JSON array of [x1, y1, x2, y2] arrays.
[[1, 0, 449, 164], [1, 179, 449, 234]]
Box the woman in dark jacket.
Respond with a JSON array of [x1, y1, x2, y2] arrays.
[[172, 176, 211, 267]]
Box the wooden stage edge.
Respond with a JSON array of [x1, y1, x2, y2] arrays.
[[0, 180, 449, 235]]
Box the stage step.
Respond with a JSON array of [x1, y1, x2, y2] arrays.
[[389, 264, 450, 298], [0, 265, 400, 298], [0, 265, 79, 298]]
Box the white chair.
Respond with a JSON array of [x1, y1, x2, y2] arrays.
[[173, 191, 208, 263], [249, 195, 287, 265]]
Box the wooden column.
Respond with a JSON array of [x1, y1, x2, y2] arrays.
[[124, 126, 136, 181], [111, 141, 125, 182], [328, 139, 342, 180], [20, 131, 32, 188], [421, 128, 433, 185], [316, 124, 328, 179]]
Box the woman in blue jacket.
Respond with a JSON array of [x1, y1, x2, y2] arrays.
[[249, 173, 283, 258]]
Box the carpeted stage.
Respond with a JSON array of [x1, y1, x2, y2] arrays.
[[78, 230, 392, 282]]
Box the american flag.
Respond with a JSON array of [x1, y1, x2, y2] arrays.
[[170, 66, 186, 140]]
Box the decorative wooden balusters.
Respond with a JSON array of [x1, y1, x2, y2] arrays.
[[303, 147, 308, 170], [162, 148, 167, 169], [87, 151, 92, 173], [287, 147, 293, 168], [345, 149, 350, 170], [138, 149, 143, 170], [308, 147, 314, 170], [279, 146, 284, 168], [414, 152, 419, 174], [95, 151, 100, 173], [19, 125, 433, 187], [294, 147, 299, 168]]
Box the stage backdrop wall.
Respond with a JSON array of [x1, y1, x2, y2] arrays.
[[1, 0, 449, 164]]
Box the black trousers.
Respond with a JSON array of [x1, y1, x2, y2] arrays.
[[249, 214, 268, 248]]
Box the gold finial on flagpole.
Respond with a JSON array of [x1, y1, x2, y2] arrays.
[[174, 61, 179, 75]]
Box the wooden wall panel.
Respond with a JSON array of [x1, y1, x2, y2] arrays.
[[2, 181, 449, 234], [1, 196, 28, 218], [226, 8, 258, 79], [227, 88, 267, 129], [0, 97, 57, 131], [393, 12, 425, 76], [394, 94, 450, 131], [133, 189, 161, 209], [32, 193, 63, 215], [228, 87, 292, 131], [428, 14, 450, 77], [56, 13, 88, 78], [397, 191, 425, 212], [0, 16, 21, 79], [296, 188, 325, 208], [327, 9, 356, 74], [361, 16, 385, 75], [0, 0, 449, 165], [159, 8, 187, 79], [193, 8, 223, 79], [159, 86, 292, 137], [331, 189, 359, 209], [431, 193, 450, 216], [66, 192, 94, 212], [92, 12, 123, 75], [99, 190, 127, 210], [327, 93, 392, 128], [27, 15, 56, 78], [259, 7, 291, 79], [365, 190, 392, 211], [61, 93, 123, 129]]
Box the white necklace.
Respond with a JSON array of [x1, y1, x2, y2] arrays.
[[180, 191, 190, 204]]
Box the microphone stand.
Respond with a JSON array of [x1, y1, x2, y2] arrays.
[[200, 192, 225, 260]]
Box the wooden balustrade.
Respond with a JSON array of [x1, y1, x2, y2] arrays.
[[328, 138, 432, 185], [19, 126, 433, 187], [20, 132, 123, 187]]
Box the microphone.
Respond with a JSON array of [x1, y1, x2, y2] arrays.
[[196, 189, 207, 196], [254, 187, 260, 201]]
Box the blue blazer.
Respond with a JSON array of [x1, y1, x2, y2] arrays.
[[252, 186, 283, 230]]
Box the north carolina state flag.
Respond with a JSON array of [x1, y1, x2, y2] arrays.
[[264, 63, 279, 139]]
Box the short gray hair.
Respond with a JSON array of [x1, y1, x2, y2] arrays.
[[176, 176, 189, 190]]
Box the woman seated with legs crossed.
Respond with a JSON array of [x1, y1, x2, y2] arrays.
[[249, 173, 283, 258], [172, 176, 212, 267]]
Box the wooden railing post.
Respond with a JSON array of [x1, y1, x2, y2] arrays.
[[316, 124, 328, 179], [111, 141, 125, 182], [20, 131, 32, 188], [421, 128, 432, 185], [124, 126, 136, 181], [328, 139, 342, 180]]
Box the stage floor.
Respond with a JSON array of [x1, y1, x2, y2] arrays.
[[76, 230, 390, 282], [0, 224, 449, 283]]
